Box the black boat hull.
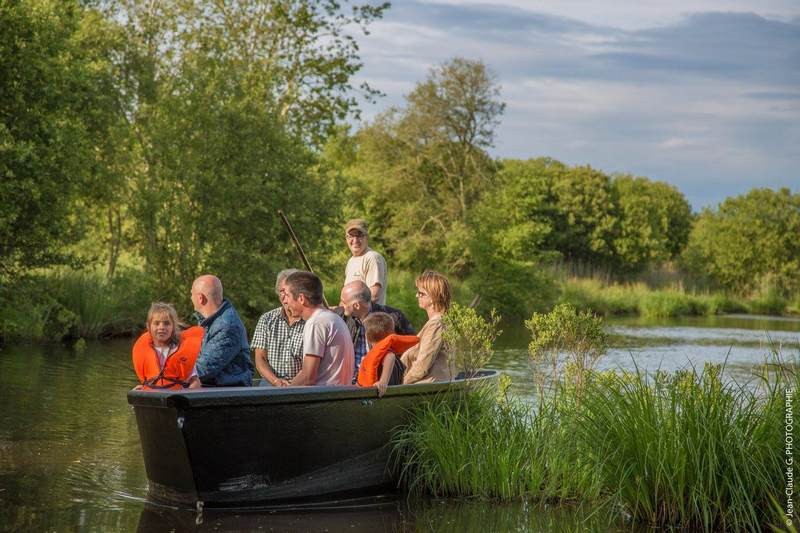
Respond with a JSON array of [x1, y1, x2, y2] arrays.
[[128, 371, 498, 508]]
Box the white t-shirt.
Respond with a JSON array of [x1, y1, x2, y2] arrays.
[[302, 308, 355, 386], [345, 248, 387, 305]]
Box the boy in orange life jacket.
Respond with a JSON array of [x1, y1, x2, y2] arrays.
[[358, 312, 418, 397]]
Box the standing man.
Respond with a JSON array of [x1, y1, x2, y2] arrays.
[[191, 274, 253, 387], [337, 280, 416, 375], [283, 271, 354, 386], [344, 219, 387, 305], [251, 269, 305, 386]]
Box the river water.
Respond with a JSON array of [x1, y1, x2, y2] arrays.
[[1, 314, 797, 531]]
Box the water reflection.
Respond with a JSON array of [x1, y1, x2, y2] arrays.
[[136, 498, 636, 532], [137, 498, 412, 532]]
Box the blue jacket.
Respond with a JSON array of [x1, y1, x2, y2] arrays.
[[196, 299, 253, 387]]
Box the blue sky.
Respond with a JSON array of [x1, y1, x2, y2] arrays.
[[352, 1, 800, 210]]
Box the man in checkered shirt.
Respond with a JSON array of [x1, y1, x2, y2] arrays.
[[251, 269, 305, 386]]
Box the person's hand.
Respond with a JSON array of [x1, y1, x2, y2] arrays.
[[275, 378, 290, 387], [375, 381, 388, 397]]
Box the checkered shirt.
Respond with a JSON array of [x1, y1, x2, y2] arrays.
[[251, 307, 305, 380]]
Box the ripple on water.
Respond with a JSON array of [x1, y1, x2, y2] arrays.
[[609, 324, 800, 348]]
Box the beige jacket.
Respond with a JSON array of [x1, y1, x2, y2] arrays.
[[401, 317, 452, 384]]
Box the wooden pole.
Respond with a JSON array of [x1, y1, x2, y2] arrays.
[[277, 210, 330, 308]]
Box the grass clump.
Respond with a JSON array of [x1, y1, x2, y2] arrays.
[[574, 363, 785, 530], [392, 380, 541, 500], [0, 269, 154, 343]]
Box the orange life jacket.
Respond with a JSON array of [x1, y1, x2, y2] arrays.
[[132, 326, 204, 390], [357, 334, 419, 387]]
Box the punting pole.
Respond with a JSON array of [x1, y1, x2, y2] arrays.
[[278, 210, 330, 308]]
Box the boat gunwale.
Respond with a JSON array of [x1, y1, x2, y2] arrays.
[[127, 369, 499, 408]]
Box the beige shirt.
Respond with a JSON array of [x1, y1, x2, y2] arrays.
[[344, 248, 387, 305], [401, 317, 452, 384]]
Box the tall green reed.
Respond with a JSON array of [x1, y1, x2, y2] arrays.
[[573, 363, 786, 531]]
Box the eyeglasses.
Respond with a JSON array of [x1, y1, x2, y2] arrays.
[[346, 233, 365, 240]]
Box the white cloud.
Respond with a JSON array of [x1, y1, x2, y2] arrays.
[[420, 0, 800, 29]]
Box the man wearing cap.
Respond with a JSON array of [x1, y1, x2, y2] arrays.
[[344, 219, 388, 305]]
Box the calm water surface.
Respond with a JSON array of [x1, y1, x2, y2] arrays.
[[1, 314, 797, 531]]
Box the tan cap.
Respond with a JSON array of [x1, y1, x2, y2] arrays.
[[345, 218, 368, 236]]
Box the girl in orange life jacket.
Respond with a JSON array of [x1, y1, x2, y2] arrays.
[[359, 312, 418, 397], [132, 302, 203, 390]]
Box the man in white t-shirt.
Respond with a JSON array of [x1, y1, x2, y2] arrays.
[[282, 271, 354, 386], [343, 219, 387, 305]]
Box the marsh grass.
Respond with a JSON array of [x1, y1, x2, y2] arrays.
[[574, 364, 786, 530], [394, 366, 789, 530], [0, 269, 153, 342], [392, 383, 540, 500], [392, 378, 604, 502], [557, 277, 784, 318]]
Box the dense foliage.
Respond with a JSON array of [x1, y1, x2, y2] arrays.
[[0, 1, 122, 276], [682, 187, 800, 296]]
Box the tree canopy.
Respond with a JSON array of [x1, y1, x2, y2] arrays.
[[682, 188, 800, 295]]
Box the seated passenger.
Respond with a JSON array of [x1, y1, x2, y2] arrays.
[[132, 302, 203, 390], [401, 270, 453, 384], [252, 269, 305, 386], [357, 312, 417, 397], [283, 271, 354, 386], [191, 274, 253, 387], [336, 280, 416, 381]]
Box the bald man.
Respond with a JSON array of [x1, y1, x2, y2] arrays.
[[336, 280, 415, 377], [191, 274, 253, 387]]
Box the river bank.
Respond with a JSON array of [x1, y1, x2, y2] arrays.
[[1, 268, 798, 344]]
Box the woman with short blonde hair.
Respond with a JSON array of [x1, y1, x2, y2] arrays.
[[401, 270, 453, 384]]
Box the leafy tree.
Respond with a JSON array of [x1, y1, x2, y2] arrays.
[[105, 0, 389, 147], [682, 188, 800, 295], [473, 158, 564, 263], [85, 0, 387, 311], [349, 58, 505, 274], [550, 165, 619, 268], [611, 175, 693, 272], [0, 1, 122, 277]]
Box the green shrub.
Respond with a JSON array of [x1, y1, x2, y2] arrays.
[[442, 304, 502, 378], [465, 259, 558, 321], [526, 303, 608, 399]]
